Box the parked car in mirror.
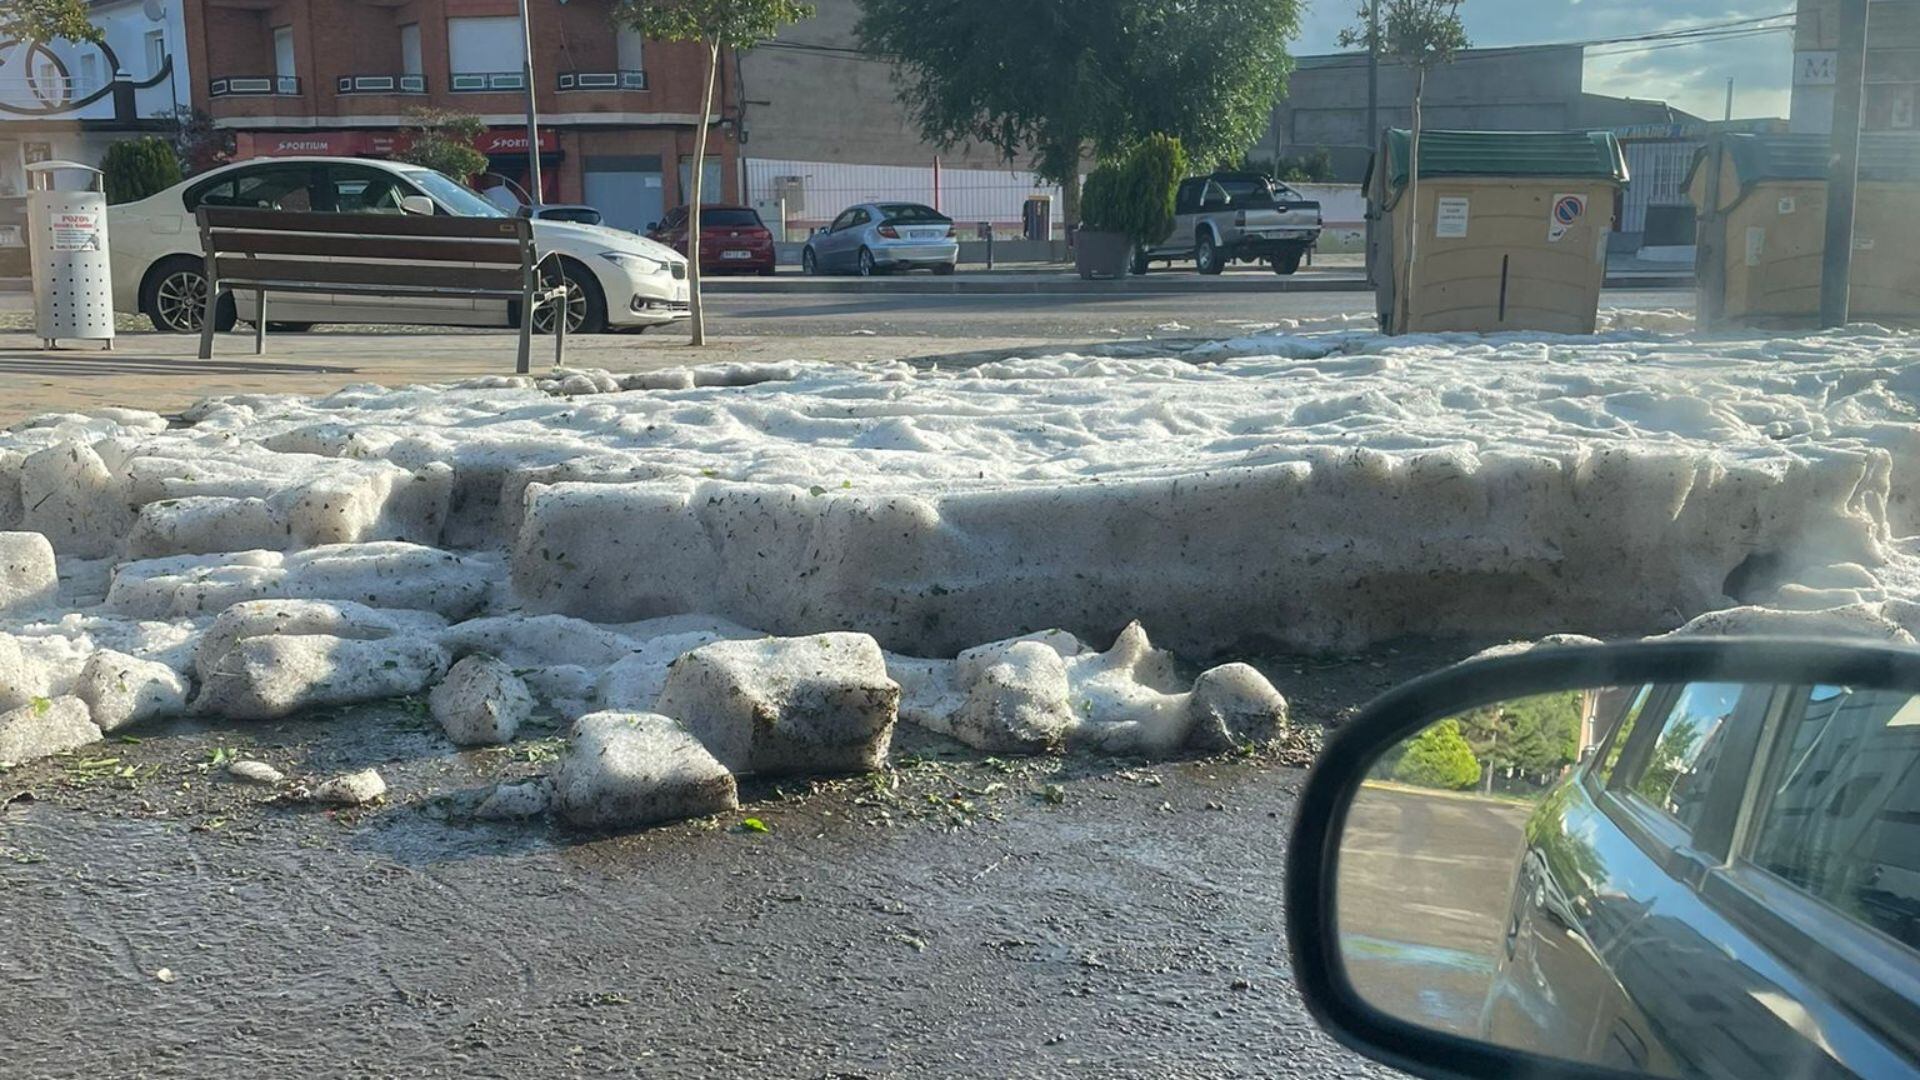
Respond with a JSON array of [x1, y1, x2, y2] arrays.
[[1287, 638, 1920, 1080], [107, 157, 688, 335], [1133, 172, 1322, 276], [801, 202, 958, 276], [646, 205, 776, 275], [1481, 677, 1919, 1077]]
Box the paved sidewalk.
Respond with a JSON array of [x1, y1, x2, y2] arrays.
[[0, 328, 1052, 424], [707, 260, 1369, 294]]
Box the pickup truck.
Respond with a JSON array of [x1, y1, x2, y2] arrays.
[[1134, 172, 1323, 275]]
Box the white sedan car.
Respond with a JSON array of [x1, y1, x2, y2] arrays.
[[109, 156, 689, 334]]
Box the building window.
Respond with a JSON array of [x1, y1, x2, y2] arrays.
[[1747, 686, 1920, 954], [1621, 682, 1742, 834], [678, 156, 725, 204], [272, 26, 296, 94], [145, 30, 166, 79], [32, 54, 59, 95], [448, 16, 525, 91], [400, 23, 423, 77], [77, 53, 98, 93], [617, 26, 645, 75]]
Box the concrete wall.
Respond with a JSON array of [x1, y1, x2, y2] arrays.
[[0, 0, 191, 129], [1790, 0, 1920, 134], [0, 0, 193, 197], [737, 0, 1016, 170], [1258, 46, 1588, 181]]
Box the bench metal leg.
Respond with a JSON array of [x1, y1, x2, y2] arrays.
[[516, 286, 534, 376], [198, 278, 220, 360], [254, 289, 267, 354]]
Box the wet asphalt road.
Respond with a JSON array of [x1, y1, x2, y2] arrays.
[[1, 753, 1396, 1079], [1337, 786, 1533, 1036], [0, 639, 1509, 1079], [698, 288, 1693, 342]]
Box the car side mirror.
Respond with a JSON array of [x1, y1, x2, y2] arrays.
[[1287, 637, 1920, 1080], [399, 194, 435, 216]]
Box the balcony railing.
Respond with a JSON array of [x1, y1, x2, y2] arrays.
[[337, 73, 426, 94], [557, 69, 648, 91], [449, 70, 525, 92], [209, 75, 301, 96]]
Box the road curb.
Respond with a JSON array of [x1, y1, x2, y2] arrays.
[[706, 275, 1371, 296], [703, 274, 1691, 296]]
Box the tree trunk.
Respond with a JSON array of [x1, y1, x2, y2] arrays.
[[1484, 724, 1497, 794], [1399, 69, 1425, 335], [1061, 169, 1080, 249], [687, 37, 720, 346]]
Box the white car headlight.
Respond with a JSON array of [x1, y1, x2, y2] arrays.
[[599, 250, 668, 275]]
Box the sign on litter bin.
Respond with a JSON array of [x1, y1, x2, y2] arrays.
[[26, 160, 113, 349]]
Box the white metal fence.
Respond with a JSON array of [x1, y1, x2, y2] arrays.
[[744, 157, 1064, 238]]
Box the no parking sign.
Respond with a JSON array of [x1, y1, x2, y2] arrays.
[[1548, 193, 1586, 242]]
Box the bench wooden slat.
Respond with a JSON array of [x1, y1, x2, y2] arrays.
[[213, 256, 524, 293], [208, 231, 524, 263], [199, 207, 531, 240], [215, 280, 532, 298]]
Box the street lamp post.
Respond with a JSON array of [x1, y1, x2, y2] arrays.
[[1363, 0, 1380, 287], [1820, 0, 1868, 329], [517, 0, 543, 206]]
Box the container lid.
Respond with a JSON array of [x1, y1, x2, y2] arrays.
[[1370, 129, 1629, 195], [1684, 132, 1920, 192]]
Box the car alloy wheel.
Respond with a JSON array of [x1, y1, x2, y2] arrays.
[[154, 266, 209, 332], [858, 248, 875, 277], [802, 247, 818, 275], [1196, 235, 1223, 276], [533, 271, 590, 335]]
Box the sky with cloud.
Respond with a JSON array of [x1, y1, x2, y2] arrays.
[[1290, 1, 1798, 121]]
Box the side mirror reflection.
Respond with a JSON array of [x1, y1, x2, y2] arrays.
[[1289, 641, 1920, 1080]]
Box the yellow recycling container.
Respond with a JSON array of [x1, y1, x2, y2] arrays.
[[1366, 129, 1629, 334], [1687, 132, 1920, 323]]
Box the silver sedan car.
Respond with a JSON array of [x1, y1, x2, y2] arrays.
[[801, 202, 958, 276]]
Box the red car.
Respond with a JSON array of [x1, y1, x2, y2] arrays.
[[647, 205, 777, 275]]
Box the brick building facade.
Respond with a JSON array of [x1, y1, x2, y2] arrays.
[[184, 0, 737, 231]]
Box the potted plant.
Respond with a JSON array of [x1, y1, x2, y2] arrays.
[[1075, 166, 1131, 280], [1075, 134, 1186, 280]]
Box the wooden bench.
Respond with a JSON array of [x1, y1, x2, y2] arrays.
[[195, 207, 567, 374]]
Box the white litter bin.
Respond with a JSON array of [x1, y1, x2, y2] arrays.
[[26, 160, 114, 350]]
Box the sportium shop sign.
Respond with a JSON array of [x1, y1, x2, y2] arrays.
[[234, 129, 560, 159]]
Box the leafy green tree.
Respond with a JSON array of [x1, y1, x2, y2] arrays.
[[1635, 718, 1701, 807], [162, 106, 229, 176], [396, 107, 488, 183], [1504, 691, 1583, 777], [3, 0, 102, 44], [613, 0, 813, 347], [100, 136, 182, 205], [1341, 0, 1468, 332], [1393, 718, 1481, 790], [1456, 691, 1584, 791], [1105, 1, 1301, 170], [1260, 146, 1336, 183], [857, 0, 1300, 229]]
